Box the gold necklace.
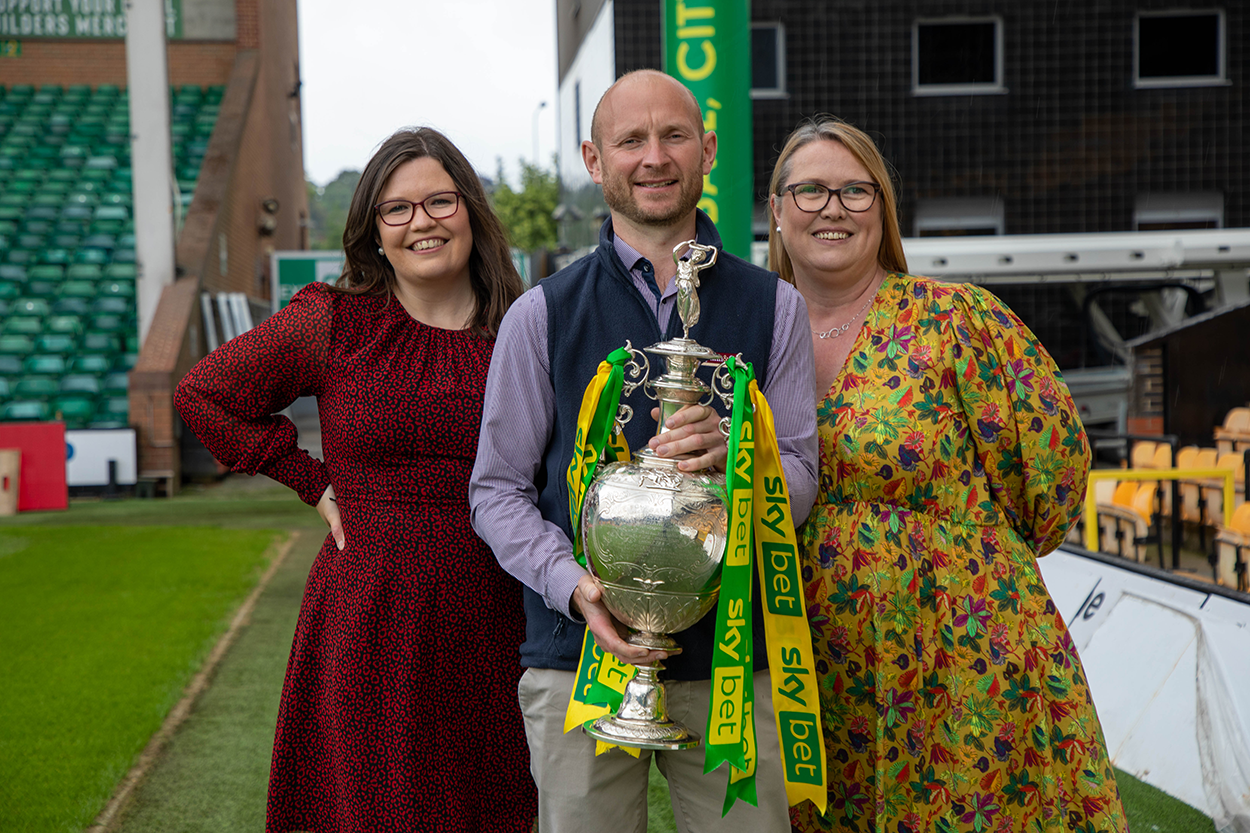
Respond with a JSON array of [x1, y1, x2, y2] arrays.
[[812, 291, 876, 340]]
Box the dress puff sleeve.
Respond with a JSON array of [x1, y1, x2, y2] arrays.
[[947, 283, 1090, 556], [174, 283, 335, 505]]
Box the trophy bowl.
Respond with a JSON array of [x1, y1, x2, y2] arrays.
[[581, 456, 728, 749]]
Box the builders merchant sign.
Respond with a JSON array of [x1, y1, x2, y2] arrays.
[[0, 0, 183, 39]]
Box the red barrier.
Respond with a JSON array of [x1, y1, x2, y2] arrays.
[[0, 422, 68, 512]]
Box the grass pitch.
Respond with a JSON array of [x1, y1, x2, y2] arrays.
[[0, 493, 285, 832]]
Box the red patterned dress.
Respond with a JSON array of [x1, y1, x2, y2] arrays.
[[175, 282, 536, 833]]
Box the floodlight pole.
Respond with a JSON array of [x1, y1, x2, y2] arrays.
[[125, 0, 176, 343]]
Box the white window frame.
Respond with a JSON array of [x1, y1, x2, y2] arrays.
[[750, 22, 787, 100], [1134, 9, 1227, 89], [912, 16, 1006, 97], [913, 197, 1006, 237]]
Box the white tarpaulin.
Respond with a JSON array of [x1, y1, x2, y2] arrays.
[[1040, 548, 1250, 832]]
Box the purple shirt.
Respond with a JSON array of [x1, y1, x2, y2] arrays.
[[469, 239, 818, 619]]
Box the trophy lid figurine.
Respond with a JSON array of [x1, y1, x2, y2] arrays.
[[579, 240, 733, 750]]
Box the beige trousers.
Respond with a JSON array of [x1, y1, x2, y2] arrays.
[[517, 667, 791, 833]]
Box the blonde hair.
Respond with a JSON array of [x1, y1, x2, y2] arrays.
[[767, 116, 908, 283]]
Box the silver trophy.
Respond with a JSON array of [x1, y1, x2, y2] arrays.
[[580, 240, 733, 750]]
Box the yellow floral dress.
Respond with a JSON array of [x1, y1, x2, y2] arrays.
[[791, 275, 1128, 833]]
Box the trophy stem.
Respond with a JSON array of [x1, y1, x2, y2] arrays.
[[583, 653, 701, 751]]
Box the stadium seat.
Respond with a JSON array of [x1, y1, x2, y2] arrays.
[[0, 355, 21, 376], [90, 314, 128, 333], [46, 315, 84, 336], [69, 355, 112, 374], [15, 377, 59, 399], [35, 334, 76, 354], [1215, 407, 1250, 456], [2, 318, 42, 336], [101, 372, 128, 396], [66, 264, 103, 280], [11, 298, 50, 317], [1213, 502, 1250, 591], [80, 333, 121, 354], [103, 263, 135, 280], [0, 400, 50, 421], [59, 280, 97, 298], [53, 396, 96, 426], [52, 297, 90, 316], [92, 297, 130, 315], [98, 281, 135, 298], [24, 354, 66, 375]]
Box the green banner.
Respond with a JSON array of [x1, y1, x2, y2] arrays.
[[0, 0, 183, 39], [663, 0, 754, 259]]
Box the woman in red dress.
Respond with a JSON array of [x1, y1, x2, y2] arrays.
[[175, 128, 535, 832]]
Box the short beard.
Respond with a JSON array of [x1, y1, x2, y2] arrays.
[[601, 172, 703, 228]]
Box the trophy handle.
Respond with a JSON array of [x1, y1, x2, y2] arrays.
[[708, 358, 744, 439], [615, 342, 653, 432]]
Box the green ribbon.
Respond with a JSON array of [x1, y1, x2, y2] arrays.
[[704, 356, 759, 813]]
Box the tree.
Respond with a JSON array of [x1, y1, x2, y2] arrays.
[[306, 169, 361, 250], [491, 157, 558, 252]]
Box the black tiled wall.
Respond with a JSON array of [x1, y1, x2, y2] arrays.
[[611, 0, 1246, 235]]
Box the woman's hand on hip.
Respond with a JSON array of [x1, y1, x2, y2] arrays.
[[317, 484, 345, 551]]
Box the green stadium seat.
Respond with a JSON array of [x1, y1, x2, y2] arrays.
[[0, 400, 51, 421], [23, 354, 65, 376], [101, 372, 128, 395], [95, 396, 128, 420], [5, 249, 33, 264], [92, 297, 130, 315], [0, 206, 22, 221], [85, 155, 117, 170], [0, 195, 32, 209], [36, 334, 76, 354], [46, 315, 83, 336], [15, 233, 43, 248], [94, 205, 128, 221], [2, 318, 42, 336], [52, 297, 90, 316], [38, 249, 71, 265], [52, 233, 81, 248], [89, 314, 128, 333], [0, 283, 20, 301], [0, 220, 17, 235], [26, 281, 57, 299], [69, 354, 111, 373], [59, 281, 97, 298], [53, 396, 96, 426], [124, 334, 140, 353], [0, 334, 35, 354], [0, 355, 21, 375], [66, 264, 103, 280], [116, 353, 138, 370], [7, 179, 38, 193], [80, 332, 120, 354], [111, 248, 136, 263], [0, 377, 9, 400], [98, 281, 135, 298], [11, 298, 50, 317], [0, 264, 25, 282], [74, 248, 110, 265], [60, 374, 100, 395], [15, 377, 59, 399], [27, 206, 58, 220], [103, 263, 134, 280], [83, 233, 116, 248], [28, 264, 64, 281], [62, 204, 93, 220]]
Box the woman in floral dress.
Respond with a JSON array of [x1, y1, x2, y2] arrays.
[[767, 117, 1128, 833]]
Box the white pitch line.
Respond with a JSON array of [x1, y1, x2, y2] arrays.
[[86, 529, 301, 833]]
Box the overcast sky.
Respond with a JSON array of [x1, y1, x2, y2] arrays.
[[297, 0, 560, 188]]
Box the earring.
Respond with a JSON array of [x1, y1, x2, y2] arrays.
[[776, 226, 782, 233], [377, 246, 385, 256]]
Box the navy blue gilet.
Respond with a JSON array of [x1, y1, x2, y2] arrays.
[[524, 211, 778, 680]]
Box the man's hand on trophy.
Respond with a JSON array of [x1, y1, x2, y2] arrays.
[[571, 574, 668, 666], [647, 404, 729, 473]]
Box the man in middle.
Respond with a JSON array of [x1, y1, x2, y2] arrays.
[[470, 69, 818, 833]]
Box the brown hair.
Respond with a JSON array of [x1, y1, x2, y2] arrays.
[[336, 127, 522, 337], [767, 116, 908, 284]]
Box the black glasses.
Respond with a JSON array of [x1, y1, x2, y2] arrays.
[[374, 192, 463, 225], [782, 181, 880, 213]]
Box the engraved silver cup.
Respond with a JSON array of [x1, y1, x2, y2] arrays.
[[580, 241, 733, 750]]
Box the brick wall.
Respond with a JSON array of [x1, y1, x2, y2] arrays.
[[0, 40, 236, 87]]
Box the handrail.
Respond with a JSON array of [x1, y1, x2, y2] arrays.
[[1084, 467, 1236, 552]]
